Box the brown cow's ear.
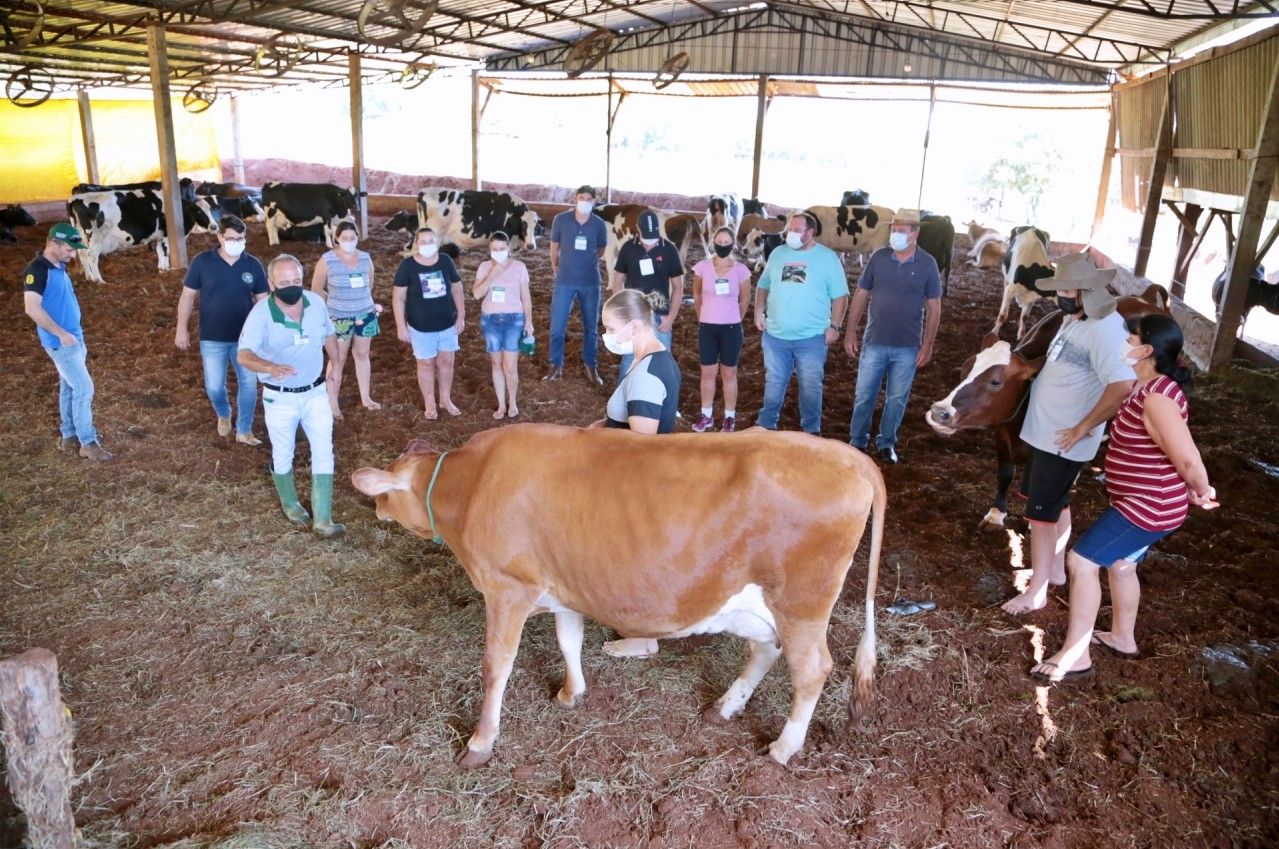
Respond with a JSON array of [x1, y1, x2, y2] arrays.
[[403, 438, 438, 457], [351, 468, 401, 496], [980, 332, 999, 350], [1022, 355, 1048, 377]]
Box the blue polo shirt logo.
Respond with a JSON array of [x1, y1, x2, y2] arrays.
[[241, 272, 254, 284]]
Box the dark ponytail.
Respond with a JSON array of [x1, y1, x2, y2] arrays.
[[1126, 313, 1194, 392]]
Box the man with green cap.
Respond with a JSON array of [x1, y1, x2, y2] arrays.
[[22, 223, 113, 461], [237, 254, 345, 538]]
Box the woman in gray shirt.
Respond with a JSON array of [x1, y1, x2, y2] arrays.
[[310, 221, 381, 419]]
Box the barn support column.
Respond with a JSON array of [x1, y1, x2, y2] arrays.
[[471, 68, 482, 191], [750, 74, 770, 199], [1134, 84, 1173, 278], [76, 89, 99, 185], [147, 24, 188, 275], [605, 76, 627, 204], [1165, 201, 1203, 300], [1208, 53, 1279, 370], [915, 83, 936, 209], [348, 52, 368, 237], [230, 93, 246, 184], [1090, 93, 1117, 245]]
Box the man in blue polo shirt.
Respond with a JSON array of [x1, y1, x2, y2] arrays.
[[175, 214, 269, 446], [238, 255, 344, 539], [610, 209, 684, 379], [22, 223, 112, 461], [844, 207, 943, 464], [545, 184, 609, 385]]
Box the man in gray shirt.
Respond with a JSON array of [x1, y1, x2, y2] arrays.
[[546, 184, 609, 385], [1002, 252, 1135, 615]]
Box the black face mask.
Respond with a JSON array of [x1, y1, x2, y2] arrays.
[[713, 244, 733, 258], [1057, 295, 1082, 315], [274, 285, 304, 305]]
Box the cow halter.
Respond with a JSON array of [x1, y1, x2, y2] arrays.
[[424, 451, 449, 545]]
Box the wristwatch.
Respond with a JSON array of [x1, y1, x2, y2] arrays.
[[829, 324, 841, 332]]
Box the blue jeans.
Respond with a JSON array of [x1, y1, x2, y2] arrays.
[[756, 332, 828, 434], [43, 342, 97, 443], [849, 344, 919, 450], [549, 285, 600, 369], [200, 339, 258, 435], [618, 312, 673, 379]]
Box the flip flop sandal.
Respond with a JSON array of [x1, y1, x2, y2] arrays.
[[886, 598, 938, 616], [1091, 634, 1141, 660], [1029, 662, 1095, 684]]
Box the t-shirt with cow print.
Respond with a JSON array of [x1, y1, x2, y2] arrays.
[[614, 237, 684, 315], [394, 254, 462, 333]]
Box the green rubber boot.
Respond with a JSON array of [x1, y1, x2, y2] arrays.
[[312, 473, 346, 539], [271, 471, 311, 525]]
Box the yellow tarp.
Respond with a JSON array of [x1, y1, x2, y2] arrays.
[[0, 97, 220, 203]]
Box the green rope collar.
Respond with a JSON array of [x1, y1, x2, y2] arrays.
[[425, 451, 449, 545]]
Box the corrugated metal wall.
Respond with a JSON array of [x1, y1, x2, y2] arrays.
[[1116, 31, 1278, 211]]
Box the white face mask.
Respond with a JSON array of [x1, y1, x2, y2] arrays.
[[338, 238, 358, 252], [576, 200, 593, 215], [222, 238, 246, 258], [602, 328, 634, 356], [418, 243, 438, 258], [641, 237, 658, 248], [490, 250, 509, 263], [785, 231, 804, 250], [889, 231, 911, 251]]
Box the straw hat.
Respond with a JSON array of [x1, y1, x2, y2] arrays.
[[891, 208, 922, 226]]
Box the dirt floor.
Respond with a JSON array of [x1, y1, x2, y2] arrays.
[[1, 209, 1277, 849]]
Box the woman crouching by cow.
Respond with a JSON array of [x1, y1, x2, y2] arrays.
[[589, 288, 682, 659], [1031, 314, 1217, 684]]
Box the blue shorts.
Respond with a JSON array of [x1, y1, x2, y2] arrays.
[[481, 311, 523, 353], [409, 325, 459, 360], [1073, 506, 1173, 567]]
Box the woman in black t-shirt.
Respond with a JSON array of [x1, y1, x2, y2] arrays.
[[392, 227, 465, 419]]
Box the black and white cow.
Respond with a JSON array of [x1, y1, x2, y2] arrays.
[[742, 197, 771, 216], [72, 178, 199, 204], [918, 213, 955, 296], [415, 187, 539, 253], [0, 204, 37, 243], [840, 189, 871, 206], [742, 204, 894, 268], [1212, 263, 1279, 324], [994, 226, 1054, 339], [67, 186, 219, 283], [702, 192, 742, 254], [196, 182, 265, 222], [386, 210, 460, 258], [261, 182, 358, 248]]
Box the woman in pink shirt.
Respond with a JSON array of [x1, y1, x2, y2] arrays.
[[1032, 314, 1217, 684], [473, 232, 533, 419], [690, 226, 753, 432]]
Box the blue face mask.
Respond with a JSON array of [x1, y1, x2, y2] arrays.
[[889, 232, 910, 251]]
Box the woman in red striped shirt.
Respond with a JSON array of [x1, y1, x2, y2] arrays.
[[1032, 314, 1217, 684]]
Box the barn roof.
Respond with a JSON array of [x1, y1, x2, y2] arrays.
[[0, 1, 1275, 99]]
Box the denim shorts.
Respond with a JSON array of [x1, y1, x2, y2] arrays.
[[1073, 506, 1173, 567], [332, 309, 380, 341], [481, 311, 523, 353], [409, 325, 459, 360]]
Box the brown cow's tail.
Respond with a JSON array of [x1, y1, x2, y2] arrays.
[[849, 461, 885, 724]]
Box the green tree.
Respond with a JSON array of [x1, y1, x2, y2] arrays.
[[975, 133, 1056, 220]]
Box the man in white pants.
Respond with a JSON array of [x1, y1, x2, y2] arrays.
[[238, 254, 345, 538]]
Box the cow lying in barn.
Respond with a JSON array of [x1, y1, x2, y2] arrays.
[[416, 187, 539, 253], [67, 184, 220, 284], [1212, 263, 1279, 324], [598, 204, 700, 275], [0, 203, 36, 243], [352, 425, 885, 768], [994, 225, 1054, 339], [261, 182, 358, 248], [966, 220, 1007, 269], [926, 288, 1171, 530]]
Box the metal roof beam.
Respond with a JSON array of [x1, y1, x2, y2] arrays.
[[1050, 0, 1279, 19]]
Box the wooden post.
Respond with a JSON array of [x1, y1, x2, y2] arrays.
[[916, 83, 936, 209], [1133, 83, 1173, 278], [0, 649, 76, 849], [604, 77, 626, 204], [1090, 93, 1117, 245], [471, 68, 481, 191], [76, 89, 99, 185], [1208, 53, 1279, 369], [1168, 201, 1203, 300], [147, 24, 188, 274], [750, 74, 769, 199], [348, 52, 368, 237], [230, 93, 245, 184]]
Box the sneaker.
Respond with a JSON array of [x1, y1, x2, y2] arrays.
[[720, 416, 736, 433], [79, 441, 113, 462], [691, 414, 714, 432], [236, 432, 263, 447], [216, 416, 232, 437], [876, 445, 899, 464]]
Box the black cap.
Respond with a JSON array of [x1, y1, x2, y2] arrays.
[[574, 184, 597, 198], [638, 210, 661, 239]]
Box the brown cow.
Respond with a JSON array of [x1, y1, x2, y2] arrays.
[[926, 289, 1171, 530], [352, 424, 885, 768], [965, 220, 1006, 270]]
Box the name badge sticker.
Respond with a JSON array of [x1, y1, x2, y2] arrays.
[[491, 286, 506, 303], [714, 277, 730, 296], [294, 333, 309, 346], [574, 235, 588, 251], [638, 258, 655, 276], [348, 273, 365, 289]]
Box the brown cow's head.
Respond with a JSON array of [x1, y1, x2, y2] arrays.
[[926, 337, 1045, 435], [351, 440, 440, 536]]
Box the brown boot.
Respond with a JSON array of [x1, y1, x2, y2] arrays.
[[60, 436, 79, 453], [541, 365, 564, 381], [583, 366, 604, 386], [79, 441, 113, 462]]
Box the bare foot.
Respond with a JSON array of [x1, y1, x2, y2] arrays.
[[492, 408, 506, 420], [1001, 588, 1048, 615], [424, 406, 439, 420], [363, 399, 382, 411], [331, 407, 344, 421], [507, 406, 519, 418], [443, 402, 462, 416], [603, 638, 659, 659]]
